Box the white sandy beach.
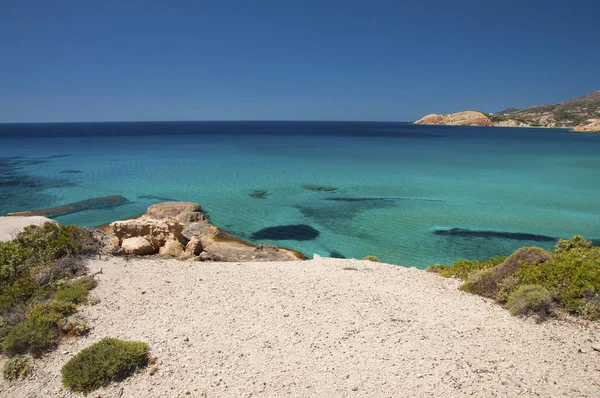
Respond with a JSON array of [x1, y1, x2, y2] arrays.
[[1, 256, 599, 398]]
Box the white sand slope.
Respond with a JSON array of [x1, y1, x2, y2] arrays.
[[1, 256, 599, 397]]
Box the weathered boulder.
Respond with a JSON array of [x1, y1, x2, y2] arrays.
[[159, 240, 185, 257], [414, 111, 493, 127], [122, 237, 155, 255], [145, 202, 206, 223], [0, 216, 57, 242], [111, 218, 184, 248], [185, 236, 203, 256]]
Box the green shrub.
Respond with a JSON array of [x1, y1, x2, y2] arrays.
[[517, 246, 600, 315], [1, 316, 58, 356], [506, 284, 553, 319], [28, 301, 77, 324], [460, 268, 496, 296], [61, 338, 149, 393], [53, 277, 96, 305], [2, 356, 31, 381], [497, 275, 520, 303], [0, 223, 97, 312], [426, 256, 506, 280], [60, 315, 90, 336], [362, 256, 379, 262], [460, 247, 550, 299], [555, 235, 592, 253]]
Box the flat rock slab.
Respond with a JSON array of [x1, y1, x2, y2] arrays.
[[0, 216, 56, 242]]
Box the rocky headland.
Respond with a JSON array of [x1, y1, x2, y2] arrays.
[[414, 90, 600, 132], [105, 202, 304, 262]]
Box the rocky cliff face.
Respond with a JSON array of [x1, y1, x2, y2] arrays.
[[414, 110, 493, 127], [572, 119, 600, 133], [107, 202, 305, 262]]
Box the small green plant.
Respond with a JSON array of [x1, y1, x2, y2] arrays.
[[61, 338, 149, 393], [506, 284, 553, 319], [60, 315, 90, 336], [362, 256, 379, 262], [1, 316, 58, 356], [425, 256, 506, 280], [2, 356, 31, 381], [53, 276, 96, 305], [28, 300, 77, 324], [555, 235, 592, 253]]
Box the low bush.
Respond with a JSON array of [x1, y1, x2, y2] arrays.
[[425, 256, 506, 280], [555, 235, 592, 253], [362, 256, 379, 262], [1, 316, 58, 356], [2, 356, 31, 381], [517, 246, 600, 314], [60, 315, 90, 336], [36, 257, 89, 286], [430, 236, 600, 320], [61, 338, 149, 393], [28, 300, 77, 324], [53, 277, 96, 305], [506, 284, 553, 319], [461, 247, 551, 299]]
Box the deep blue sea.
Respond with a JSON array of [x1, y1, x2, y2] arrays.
[[1, 121, 599, 268]]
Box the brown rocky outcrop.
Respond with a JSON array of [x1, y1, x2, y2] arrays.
[[414, 111, 493, 127], [573, 119, 600, 133], [108, 202, 304, 262]]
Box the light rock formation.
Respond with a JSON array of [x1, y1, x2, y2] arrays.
[[573, 119, 600, 133], [414, 110, 493, 127], [121, 236, 155, 255], [0, 216, 57, 242], [159, 240, 185, 258], [108, 202, 304, 262]]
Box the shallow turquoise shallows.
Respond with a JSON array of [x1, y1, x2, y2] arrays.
[[1, 121, 599, 268]]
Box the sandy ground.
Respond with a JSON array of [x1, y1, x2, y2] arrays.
[[1, 256, 599, 398]]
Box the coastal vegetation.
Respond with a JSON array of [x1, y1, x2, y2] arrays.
[[61, 338, 149, 393], [427, 236, 600, 320], [2, 355, 31, 381], [0, 223, 99, 359]]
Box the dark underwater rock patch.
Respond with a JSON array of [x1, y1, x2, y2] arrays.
[[249, 190, 268, 199], [7, 195, 131, 218], [138, 195, 178, 202], [303, 185, 338, 192], [434, 228, 557, 242], [328, 250, 346, 259], [250, 224, 320, 241], [0, 156, 78, 215], [324, 197, 445, 203]]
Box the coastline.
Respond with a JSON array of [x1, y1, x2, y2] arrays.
[[2, 255, 598, 397]]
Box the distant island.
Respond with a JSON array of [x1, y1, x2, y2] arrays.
[[414, 90, 600, 132]]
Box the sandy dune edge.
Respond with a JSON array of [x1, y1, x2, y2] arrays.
[[1, 256, 599, 397]]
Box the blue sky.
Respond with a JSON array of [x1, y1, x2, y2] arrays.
[[0, 0, 598, 122]]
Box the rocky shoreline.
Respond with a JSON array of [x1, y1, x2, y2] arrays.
[[414, 90, 600, 132]]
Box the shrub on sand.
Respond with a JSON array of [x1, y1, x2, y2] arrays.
[[2, 356, 31, 381], [53, 276, 96, 305], [61, 338, 149, 394], [506, 284, 553, 320], [461, 247, 551, 299], [362, 256, 380, 262]]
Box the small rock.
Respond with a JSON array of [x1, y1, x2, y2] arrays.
[[592, 344, 600, 352], [352, 386, 359, 391]]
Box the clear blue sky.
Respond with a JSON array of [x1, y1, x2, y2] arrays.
[[1, 0, 599, 122]]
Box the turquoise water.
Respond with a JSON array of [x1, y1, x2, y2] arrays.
[[1, 121, 599, 268]]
